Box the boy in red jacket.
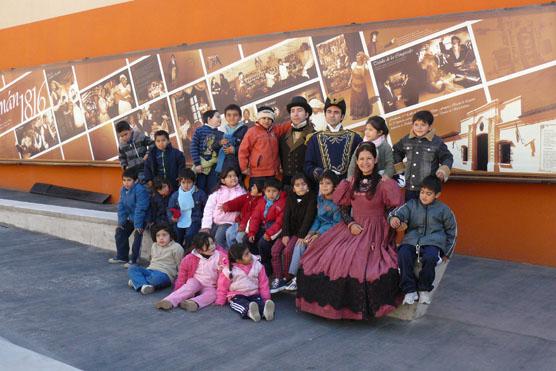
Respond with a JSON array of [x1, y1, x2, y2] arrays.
[[245, 178, 286, 277]]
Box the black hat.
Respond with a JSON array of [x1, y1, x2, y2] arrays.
[[324, 96, 346, 116], [286, 96, 312, 116]]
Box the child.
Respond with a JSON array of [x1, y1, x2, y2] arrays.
[[222, 179, 265, 248], [286, 170, 341, 291], [388, 175, 457, 305], [200, 167, 246, 249], [109, 168, 150, 266], [212, 104, 248, 179], [143, 130, 186, 193], [116, 120, 154, 183], [270, 173, 316, 293], [246, 178, 286, 277], [191, 110, 221, 194], [167, 169, 207, 249], [215, 243, 275, 322], [155, 232, 227, 311], [392, 110, 454, 201], [128, 223, 184, 294], [150, 177, 172, 226], [347, 116, 394, 179]]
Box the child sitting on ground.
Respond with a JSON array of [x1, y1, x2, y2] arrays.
[[215, 243, 274, 322], [388, 175, 457, 305], [150, 177, 172, 226], [270, 173, 316, 293], [128, 223, 184, 294], [155, 232, 227, 311]]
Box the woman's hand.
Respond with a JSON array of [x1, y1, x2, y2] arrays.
[[281, 236, 290, 245], [349, 223, 363, 236], [304, 233, 318, 244]]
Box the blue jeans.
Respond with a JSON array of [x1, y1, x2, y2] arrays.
[[225, 223, 245, 248], [398, 244, 442, 293], [127, 266, 171, 291], [115, 220, 144, 264], [288, 240, 306, 276], [175, 221, 201, 250], [211, 223, 231, 249]]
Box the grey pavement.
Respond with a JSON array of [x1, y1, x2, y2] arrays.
[[0, 225, 555, 371]]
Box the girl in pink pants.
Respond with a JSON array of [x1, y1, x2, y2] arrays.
[[155, 232, 227, 311]]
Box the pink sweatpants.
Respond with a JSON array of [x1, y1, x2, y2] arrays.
[[163, 277, 216, 309]]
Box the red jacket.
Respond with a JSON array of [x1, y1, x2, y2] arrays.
[[222, 193, 263, 232], [173, 246, 228, 291], [247, 191, 287, 240], [238, 122, 289, 177]]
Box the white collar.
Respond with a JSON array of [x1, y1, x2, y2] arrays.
[[327, 123, 343, 132]]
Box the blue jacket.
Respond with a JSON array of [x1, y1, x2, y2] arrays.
[[309, 195, 341, 235], [143, 143, 185, 192], [190, 124, 220, 167], [388, 198, 457, 257], [212, 124, 248, 174], [167, 187, 208, 227], [117, 182, 150, 229]]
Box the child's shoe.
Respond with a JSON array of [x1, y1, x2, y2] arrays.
[[123, 261, 135, 268], [270, 278, 287, 294], [108, 257, 126, 264], [403, 292, 418, 305], [284, 277, 297, 291], [418, 291, 431, 305], [127, 280, 134, 289], [247, 302, 261, 322], [140, 285, 155, 295], [155, 300, 173, 310], [263, 299, 275, 321], [179, 299, 199, 312]]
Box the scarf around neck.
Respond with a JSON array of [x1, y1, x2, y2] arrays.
[[263, 194, 280, 218], [177, 185, 196, 228]]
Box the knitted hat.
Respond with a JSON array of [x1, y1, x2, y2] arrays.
[[286, 96, 312, 116], [257, 106, 275, 122], [324, 96, 346, 116]]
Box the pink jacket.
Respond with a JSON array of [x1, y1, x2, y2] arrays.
[[201, 184, 246, 229], [173, 246, 228, 291], [215, 257, 270, 305]]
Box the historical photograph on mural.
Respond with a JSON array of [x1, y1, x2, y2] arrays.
[[202, 44, 241, 74], [89, 122, 118, 161], [130, 56, 166, 105], [14, 110, 59, 159], [159, 50, 204, 91], [80, 70, 136, 129], [372, 27, 482, 114], [210, 37, 317, 110]]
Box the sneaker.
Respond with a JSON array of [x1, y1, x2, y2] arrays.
[[140, 285, 155, 295], [284, 277, 297, 291], [270, 278, 287, 294], [108, 258, 126, 264], [179, 299, 199, 312], [418, 291, 431, 305], [123, 261, 136, 268], [155, 300, 173, 310], [263, 299, 275, 321], [247, 301, 261, 322], [127, 280, 134, 289], [403, 292, 419, 305]]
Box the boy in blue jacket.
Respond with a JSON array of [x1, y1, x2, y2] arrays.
[[109, 168, 150, 266], [143, 130, 186, 192], [388, 175, 457, 305]]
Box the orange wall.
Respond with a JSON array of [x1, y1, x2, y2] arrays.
[[0, 0, 554, 267]]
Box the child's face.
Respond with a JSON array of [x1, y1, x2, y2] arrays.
[[364, 124, 382, 142], [356, 150, 376, 175], [250, 184, 262, 196], [225, 110, 240, 127], [122, 176, 135, 190], [264, 186, 279, 201], [118, 129, 132, 143], [157, 184, 170, 197], [208, 112, 221, 128], [155, 135, 169, 150], [258, 117, 273, 129], [239, 249, 252, 264], [198, 238, 216, 255], [180, 178, 194, 192], [156, 229, 171, 246], [419, 187, 440, 205], [293, 178, 309, 196], [319, 178, 334, 197], [412, 119, 431, 138], [222, 171, 239, 188]]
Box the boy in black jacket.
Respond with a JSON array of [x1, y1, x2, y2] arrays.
[[143, 130, 186, 192]]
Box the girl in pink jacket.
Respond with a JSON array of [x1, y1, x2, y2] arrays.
[[215, 243, 275, 322], [155, 232, 227, 311], [200, 167, 246, 249]]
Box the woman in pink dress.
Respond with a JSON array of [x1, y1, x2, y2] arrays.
[[296, 142, 403, 320]]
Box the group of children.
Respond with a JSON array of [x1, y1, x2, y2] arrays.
[[110, 94, 457, 321]]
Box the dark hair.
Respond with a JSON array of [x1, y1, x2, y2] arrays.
[[122, 168, 138, 180], [291, 172, 309, 187], [352, 142, 381, 200], [451, 35, 461, 44], [115, 120, 131, 133], [213, 167, 239, 192], [319, 169, 340, 187], [263, 178, 282, 191], [227, 243, 249, 279], [366, 116, 389, 137], [154, 130, 170, 140], [150, 222, 174, 242], [224, 104, 241, 116], [190, 232, 213, 254], [412, 110, 434, 126], [177, 168, 196, 183], [202, 110, 219, 124], [251, 179, 265, 194], [153, 176, 171, 191], [420, 175, 442, 194]]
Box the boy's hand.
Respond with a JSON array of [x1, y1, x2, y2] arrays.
[[171, 217, 178, 222], [194, 165, 203, 173], [220, 138, 229, 146], [390, 217, 401, 229], [242, 168, 251, 176], [248, 235, 255, 243], [281, 236, 290, 245], [263, 234, 271, 241], [349, 223, 364, 236], [398, 222, 408, 232], [224, 146, 234, 155]]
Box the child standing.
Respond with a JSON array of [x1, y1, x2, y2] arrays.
[[155, 232, 227, 311], [246, 178, 286, 277], [109, 168, 150, 266], [213, 104, 248, 179], [388, 175, 457, 305], [347, 116, 394, 179], [143, 130, 186, 193], [215, 243, 275, 322], [116, 120, 154, 183], [201, 167, 246, 249], [270, 173, 317, 293], [150, 177, 172, 226], [392, 110, 454, 201], [128, 223, 184, 294], [191, 110, 221, 194], [167, 169, 207, 249]]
